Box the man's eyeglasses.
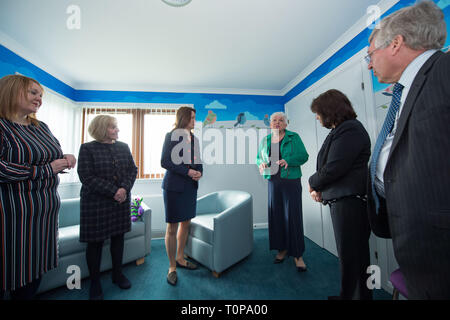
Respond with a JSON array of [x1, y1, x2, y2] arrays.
[[364, 47, 381, 64]]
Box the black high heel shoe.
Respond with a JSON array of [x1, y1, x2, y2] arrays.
[[274, 251, 288, 264], [273, 257, 285, 264], [297, 265, 307, 272], [294, 258, 307, 272]]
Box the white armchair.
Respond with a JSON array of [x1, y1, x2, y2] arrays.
[[185, 190, 253, 277]]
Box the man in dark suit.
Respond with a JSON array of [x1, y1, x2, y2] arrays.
[[366, 1, 450, 299]]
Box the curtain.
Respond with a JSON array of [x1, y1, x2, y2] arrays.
[[39, 88, 82, 183]]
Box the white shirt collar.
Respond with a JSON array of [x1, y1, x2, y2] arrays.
[[398, 49, 437, 89]]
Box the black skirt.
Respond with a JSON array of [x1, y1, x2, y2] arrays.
[[268, 174, 305, 258], [163, 188, 197, 223]]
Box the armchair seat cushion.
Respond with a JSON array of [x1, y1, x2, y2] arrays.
[[58, 222, 145, 256], [58, 221, 146, 256], [190, 213, 218, 245], [58, 225, 86, 256]]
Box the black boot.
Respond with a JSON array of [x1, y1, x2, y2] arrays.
[[111, 234, 131, 290], [89, 279, 104, 300], [86, 241, 104, 300]]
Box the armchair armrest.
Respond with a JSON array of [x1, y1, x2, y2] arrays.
[[196, 192, 219, 215], [212, 196, 253, 273]]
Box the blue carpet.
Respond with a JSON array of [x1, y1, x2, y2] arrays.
[[37, 228, 391, 300]]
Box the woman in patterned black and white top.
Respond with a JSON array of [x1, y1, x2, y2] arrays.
[[0, 75, 76, 300]]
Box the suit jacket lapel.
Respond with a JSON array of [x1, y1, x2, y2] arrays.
[[388, 51, 443, 161]]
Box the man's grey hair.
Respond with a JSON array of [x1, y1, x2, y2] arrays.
[[270, 112, 288, 123], [369, 1, 446, 50]]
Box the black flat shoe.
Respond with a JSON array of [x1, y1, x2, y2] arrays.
[[273, 257, 285, 264], [297, 266, 307, 272], [176, 260, 198, 270], [112, 273, 132, 289], [167, 271, 177, 286]]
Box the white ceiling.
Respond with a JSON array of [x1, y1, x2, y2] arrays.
[[0, 0, 384, 94]]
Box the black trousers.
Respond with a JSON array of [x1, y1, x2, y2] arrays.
[[268, 176, 305, 258], [329, 197, 372, 300], [86, 233, 125, 282]]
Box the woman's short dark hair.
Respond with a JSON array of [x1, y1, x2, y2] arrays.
[[174, 106, 196, 130], [310, 89, 357, 129]]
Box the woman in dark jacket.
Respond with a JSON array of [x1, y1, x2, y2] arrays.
[[308, 89, 372, 300], [78, 115, 137, 300], [161, 106, 203, 286]]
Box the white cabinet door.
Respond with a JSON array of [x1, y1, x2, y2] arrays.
[[311, 60, 368, 256], [286, 90, 323, 247], [286, 53, 370, 257]]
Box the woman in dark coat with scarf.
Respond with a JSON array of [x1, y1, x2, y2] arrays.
[[78, 114, 137, 300]]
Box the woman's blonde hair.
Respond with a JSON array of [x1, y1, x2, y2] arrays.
[[0, 74, 43, 126], [88, 114, 117, 142]]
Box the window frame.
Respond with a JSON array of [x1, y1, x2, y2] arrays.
[[81, 104, 189, 179]]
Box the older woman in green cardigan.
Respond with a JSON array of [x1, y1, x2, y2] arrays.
[[256, 112, 309, 271]]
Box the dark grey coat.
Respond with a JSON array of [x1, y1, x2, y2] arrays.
[[77, 140, 137, 242], [367, 51, 450, 299]]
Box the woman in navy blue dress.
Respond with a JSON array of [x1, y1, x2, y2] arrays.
[[0, 75, 76, 300], [161, 106, 202, 286]]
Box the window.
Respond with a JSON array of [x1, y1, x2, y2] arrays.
[[39, 88, 82, 183], [82, 105, 184, 179]]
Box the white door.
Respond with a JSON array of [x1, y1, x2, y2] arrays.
[[286, 90, 323, 247], [313, 59, 369, 256]]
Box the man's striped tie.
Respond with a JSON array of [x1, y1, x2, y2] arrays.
[[370, 82, 404, 213]]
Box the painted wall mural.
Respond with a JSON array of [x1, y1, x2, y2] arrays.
[[0, 45, 284, 126], [200, 99, 271, 130]]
